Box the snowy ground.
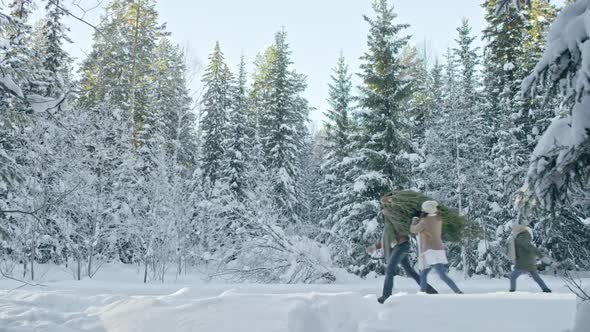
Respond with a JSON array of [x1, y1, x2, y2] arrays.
[[0, 265, 583, 332]]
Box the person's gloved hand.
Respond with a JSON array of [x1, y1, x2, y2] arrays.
[[366, 244, 377, 255]]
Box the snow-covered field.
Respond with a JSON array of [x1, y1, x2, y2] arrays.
[[0, 265, 584, 332]]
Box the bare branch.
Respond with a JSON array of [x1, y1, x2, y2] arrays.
[[47, 0, 103, 34], [0, 269, 47, 292], [564, 271, 590, 301], [0, 181, 85, 218], [72, 0, 104, 19]]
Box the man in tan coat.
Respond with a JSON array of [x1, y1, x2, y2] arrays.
[[367, 194, 438, 303]]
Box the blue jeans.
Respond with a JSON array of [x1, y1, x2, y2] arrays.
[[509, 269, 549, 291], [382, 242, 437, 297], [420, 263, 461, 293]]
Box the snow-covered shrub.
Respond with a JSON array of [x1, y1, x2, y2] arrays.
[[208, 200, 335, 284], [475, 240, 511, 278], [227, 229, 334, 284]]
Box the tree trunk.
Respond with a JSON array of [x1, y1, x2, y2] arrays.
[[77, 257, 82, 281], [30, 220, 36, 281], [462, 240, 471, 278], [143, 258, 148, 283], [128, 0, 142, 134], [87, 223, 95, 278], [177, 255, 182, 277]]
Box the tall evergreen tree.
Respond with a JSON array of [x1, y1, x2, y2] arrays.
[[335, 0, 413, 274], [200, 42, 232, 185], [318, 53, 356, 265], [32, 0, 72, 97], [0, 0, 37, 241], [254, 30, 310, 224], [324, 53, 353, 159], [480, 0, 557, 274], [79, 0, 165, 134], [223, 56, 250, 199], [151, 37, 197, 167], [400, 45, 431, 190], [355, 0, 412, 192]]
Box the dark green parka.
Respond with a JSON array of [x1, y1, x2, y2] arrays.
[[514, 231, 541, 272]]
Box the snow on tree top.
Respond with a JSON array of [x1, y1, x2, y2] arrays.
[[503, 62, 515, 71]]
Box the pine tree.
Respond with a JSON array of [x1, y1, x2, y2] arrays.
[[318, 53, 356, 265], [0, 0, 37, 246], [151, 37, 197, 167], [518, 1, 590, 272], [299, 131, 323, 232], [479, 1, 556, 275], [422, 20, 488, 276], [332, 0, 413, 274], [79, 0, 164, 134], [355, 0, 412, 192], [324, 53, 353, 160], [254, 30, 310, 224], [423, 50, 460, 205], [451, 19, 488, 276], [32, 0, 72, 97], [199, 42, 232, 185], [223, 56, 250, 199], [400, 45, 430, 190]]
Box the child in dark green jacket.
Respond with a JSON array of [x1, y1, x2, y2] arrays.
[[508, 224, 551, 293]]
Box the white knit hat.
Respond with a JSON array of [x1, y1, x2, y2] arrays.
[[422, 200, 439, 214]]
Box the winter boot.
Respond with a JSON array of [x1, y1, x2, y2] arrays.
[[542, 288, 552, 293], [425, 285, 438, 294], [377, 295, 389, 304]]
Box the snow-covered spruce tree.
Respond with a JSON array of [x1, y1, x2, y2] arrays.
[[479, 0, 557, 276], [318, 53, 358, 266], [0, 1, 32, 210], [135, 38, 197, 282], [399, 46, 431, 191], [253, 30, 310, 225], [340, 0, 413, 275], [517, 0, 590, 269], [223, 56, 250, 200], [9, 0, 76, 277], [482, 0, 556, 185], [152, 37, 198, 168], [31, 0, 72, 98], [451, 19, 492, 277], [199, 41, 232, 185], [420, 59, 446, 208], [298, 130, 323, 235], [423, 51, 460, 209], [422, 20, 488, 276], [0, 0, 39, 268], [204, 56, 253, 265], [518, 3, 590, 328], [78, 0, 164, 135], [518, 1, 587, 206]]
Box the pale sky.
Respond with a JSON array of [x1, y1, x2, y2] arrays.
[[44, 0, 561, 125]]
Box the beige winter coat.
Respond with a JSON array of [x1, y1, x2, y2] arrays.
[[410, 215, 445, 253]]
